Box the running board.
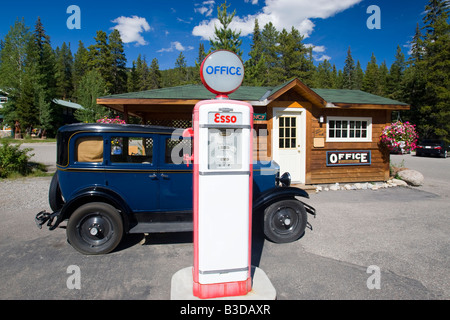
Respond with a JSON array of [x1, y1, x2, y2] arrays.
[[128, 221, 193, 234]]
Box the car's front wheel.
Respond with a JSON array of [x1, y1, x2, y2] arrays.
[[67, 202, 123, 255], [263, 199, 307, 243]]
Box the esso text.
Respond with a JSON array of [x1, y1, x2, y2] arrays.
[[214, 113, 237, 124]]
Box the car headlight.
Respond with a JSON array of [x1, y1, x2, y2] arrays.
[[276, 172, 291, 187]]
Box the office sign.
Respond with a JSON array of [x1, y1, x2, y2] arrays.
[[326, 150, 371, 166], [200, 50, 244, 95]]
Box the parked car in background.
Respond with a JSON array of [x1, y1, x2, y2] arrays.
[[415, 140, 449, 158]]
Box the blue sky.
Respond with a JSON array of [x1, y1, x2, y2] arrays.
[[0, 0, 429, 72]]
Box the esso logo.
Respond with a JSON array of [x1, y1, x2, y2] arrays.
[[200, 50, 244, 95], [214, 113, 237, 124]]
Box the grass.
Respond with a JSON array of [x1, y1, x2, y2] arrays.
[[0, 137, 56, 143]]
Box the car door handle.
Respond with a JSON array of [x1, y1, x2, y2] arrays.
[[160, 173, 169, 179], [149, 174, 158, 180]]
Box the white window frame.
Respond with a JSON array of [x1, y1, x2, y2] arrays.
[[326, 116, 372, 142]]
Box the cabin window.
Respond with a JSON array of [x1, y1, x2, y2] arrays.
[[327, 117, 372, 142]]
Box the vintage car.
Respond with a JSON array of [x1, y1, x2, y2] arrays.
[[36, 123, 315, 255]]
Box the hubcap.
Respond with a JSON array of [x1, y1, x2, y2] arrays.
[[78, 213, 113, 247], [271, 207, 299, 235]]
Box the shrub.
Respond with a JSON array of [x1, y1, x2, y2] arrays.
[[0, 141, 34, 178]]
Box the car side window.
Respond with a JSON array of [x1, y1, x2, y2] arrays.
[[165, 137, 192, 164], [110, 136, 153, 164], [75, 136, 104, 163]]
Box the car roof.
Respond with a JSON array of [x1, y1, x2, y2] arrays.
[[58, 123, 180, 135]]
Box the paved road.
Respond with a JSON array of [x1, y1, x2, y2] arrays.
[[0, 144, 449, 300]]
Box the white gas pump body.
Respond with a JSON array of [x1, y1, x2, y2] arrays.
[[192, 99, 253, 299]]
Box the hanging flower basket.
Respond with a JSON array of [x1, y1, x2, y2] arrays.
[[96, 116, 126, 125], [380, 121, 418, 154]]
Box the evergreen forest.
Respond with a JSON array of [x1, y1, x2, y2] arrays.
[[0, 0, 448, 142]]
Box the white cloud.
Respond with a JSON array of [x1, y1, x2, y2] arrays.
[[305, 44, 326, 53], [305, 44, 331, 61], [245, 0, 259, 4], [314, 54, 331, 62], [111, 16, 152, 46], [192, 0, 362, 40], [157, 41, 194, 53], [194, 0, 216, 17]]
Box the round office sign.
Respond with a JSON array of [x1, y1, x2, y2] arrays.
[[200, 50, 244, 96]]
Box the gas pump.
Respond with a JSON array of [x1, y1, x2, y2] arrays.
[[179, 51, 253, 299], [191, 100, 253, 299]]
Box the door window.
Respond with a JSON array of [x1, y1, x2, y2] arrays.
[[279, 116, 297, 149], [110, 136, 153, 164]]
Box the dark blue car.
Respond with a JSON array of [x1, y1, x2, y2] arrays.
[[36, 123, 315, 255]]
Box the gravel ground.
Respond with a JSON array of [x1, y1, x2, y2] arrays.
[[0, 177, 52, 243], [1, 145, 449, 300]]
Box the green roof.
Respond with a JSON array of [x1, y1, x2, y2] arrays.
[[100, 84, 272, 101], [100, 79, 408, 106], [311, 88, 408, 105]]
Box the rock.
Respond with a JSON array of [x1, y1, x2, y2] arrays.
[[392, 178, 408, 187], [330, 183, 340, 191], [397, 169, 424, 186]]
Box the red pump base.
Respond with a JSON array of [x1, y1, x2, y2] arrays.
[[193, 277, 252, 299]]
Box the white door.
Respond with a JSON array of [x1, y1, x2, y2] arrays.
[[273, 108, 306, 184]]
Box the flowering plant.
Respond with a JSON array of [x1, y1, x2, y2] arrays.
[[96, 116, 126, 125], [380, 121, 418, 153]]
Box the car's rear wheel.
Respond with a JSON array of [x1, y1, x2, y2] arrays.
[[263, 199, 307, 243], [67, 202, 123, 255]]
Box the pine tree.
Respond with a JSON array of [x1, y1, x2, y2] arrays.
[[55, 42, 73, 100], [278, 27, 313, 85], [109, 29, 127, 94], [193, 43, 207, 84], [88, 31, 113, 93], [149, 58, 162, 89], [0, 18, 32, 129], [135, 54, 151, 91], [362, 53, 380, 94], [244, 19, 267, 86], [209, 1, 243, 57], [73, 41, 90, 96], [342, 47, 356, 89], [421, 0, 450, 140], [175, 52, 188, 83], [387, 45, 406, 100], [34, 17, 57, 101], [354, 61, 364, 90], [74, 70, 107, 123], [314, 59, 333, 88], [261, 22, 279, 86], [127, 60, 140, 92], [378, 61, 389, 97], [404, 0, 450, 140]]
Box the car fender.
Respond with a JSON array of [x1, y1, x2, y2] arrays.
[[58, 186, 132, 231], [253, 186, 309, 211]]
